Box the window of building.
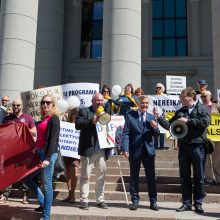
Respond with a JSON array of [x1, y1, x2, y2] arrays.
[[80, 1, 103, 58], [152, 0, 187, 57]]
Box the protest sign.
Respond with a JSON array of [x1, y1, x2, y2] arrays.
[[166, 75, 186, 95], [148, 95, 181, 133], [166, 112, 220, 141], [217, 90, 220, 105], [96, 116, 125, 149], [62, 82, 99, 107], [20, 83, 99, 121], [59, 121, 80, 159]]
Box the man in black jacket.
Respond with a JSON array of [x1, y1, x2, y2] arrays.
[[154, 87, 210, 214], [75, 93, 108, 210]]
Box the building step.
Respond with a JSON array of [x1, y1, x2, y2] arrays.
[[1, 200, 220, 220]]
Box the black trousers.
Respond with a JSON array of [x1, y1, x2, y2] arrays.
[[178, 143, 206, 207], [129, 146, 157, 205]]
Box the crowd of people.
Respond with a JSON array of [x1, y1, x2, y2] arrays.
[[0, 79, 219, 218]]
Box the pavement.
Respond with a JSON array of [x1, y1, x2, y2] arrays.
[[0, 199, 220, 220]]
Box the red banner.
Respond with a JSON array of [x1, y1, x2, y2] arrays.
[[0, 123, 41, 190]]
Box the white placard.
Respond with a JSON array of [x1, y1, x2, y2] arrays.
[[61, 82, 99, 107], [96, 116, 125, 149], [217, 90, 220, 105], [59, 121, 80, 159], [20, 83, 99, 121], [166, 75, 186, 95], [148, 95, 182, 133]]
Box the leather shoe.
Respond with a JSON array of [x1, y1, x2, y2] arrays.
[[195, 205, 204, 213], [80, 202, 89, 210], [97, 202, 108, 209], [128, 203, 138, 210], [150, 202, 159, 211], [176, 204, 192, 212]]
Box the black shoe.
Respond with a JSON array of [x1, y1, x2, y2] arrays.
[[150, 202, 159, 211], [176, 204, 192, 212], [80, 202, 89, 210], [128, 203, 138, 210], [195, 205, 204, 213], [97, 202, 108, 209], [34, 206, 43, 212]]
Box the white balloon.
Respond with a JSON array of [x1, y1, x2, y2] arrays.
[[67, 96, 80, 110], [112, 85, 122, 97], [57, 99, 69, 114]]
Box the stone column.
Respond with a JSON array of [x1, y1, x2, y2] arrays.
[[142, 0, 151, 58], [62, 0, 82, 83], [189, 0, 200, 56], [101, 0, 141, 89], [0, 0, 39, 99], [34, 0, 64, 87]]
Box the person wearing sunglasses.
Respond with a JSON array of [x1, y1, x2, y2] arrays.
[[201, 90, 220, 186], [25, 95, 60, 220], [0, 99, 36, 204], [154, 83, 166, 150]]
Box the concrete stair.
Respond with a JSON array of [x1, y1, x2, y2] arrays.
[[4, 144, 220, 220]]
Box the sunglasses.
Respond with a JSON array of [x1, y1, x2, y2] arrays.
[[2, 99, 9, 101], [156, 87, 161, 89], [41, 101, 52, 105], [12, 104, 21, 107]]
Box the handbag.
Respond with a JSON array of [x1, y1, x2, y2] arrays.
[[54, 150, 65, 173], [204, 138, 215, 154]]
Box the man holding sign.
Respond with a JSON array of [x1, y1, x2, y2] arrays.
[[75, 93, 108, 210]]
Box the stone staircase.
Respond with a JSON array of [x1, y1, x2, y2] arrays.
[[50, 144, 220, 203], [5, 141, 220, 220], [10, 144, 220, 203]]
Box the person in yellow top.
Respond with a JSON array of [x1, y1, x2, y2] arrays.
[[114, 83, 138, 115]]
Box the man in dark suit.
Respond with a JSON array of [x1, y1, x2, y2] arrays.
[[75, 93, 108, 210], [122, 95, 160, 211], [154, 87, 210, 213]]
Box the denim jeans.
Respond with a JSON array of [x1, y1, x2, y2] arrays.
[[25, 149, 57, 220]]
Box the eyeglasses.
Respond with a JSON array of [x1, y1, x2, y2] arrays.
[[12, 104, 21, 107], [156, 87, 161, 89], [201, 95, 208, 98], [103, 90, 109, 93], [2, 99, 9, 102], [41, 101, 52, 105]]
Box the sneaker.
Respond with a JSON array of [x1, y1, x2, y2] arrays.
[[34, 206, 43, 212], [0, 195, 8, 204], [22, 195, 29, 204], [80, 202, 89, 210], [97, 201, 108, 209]]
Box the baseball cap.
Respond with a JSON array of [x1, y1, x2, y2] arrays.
[[198, 80, 207, 85]]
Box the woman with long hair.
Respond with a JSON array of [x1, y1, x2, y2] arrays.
[[25, 95, 60, 220]]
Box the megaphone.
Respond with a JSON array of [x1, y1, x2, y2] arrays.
[[96, 106, 111, 125], [169, 120, 188, 139]]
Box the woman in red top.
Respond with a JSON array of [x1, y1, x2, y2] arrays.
[[25, 95, 60, 220]]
